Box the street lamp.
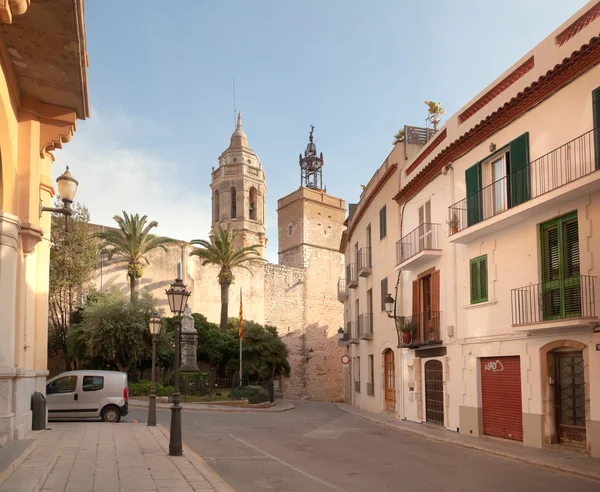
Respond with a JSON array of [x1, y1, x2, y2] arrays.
[[384, 293, 406, 347], [40, 167, 79, 231], [337, 326, 345, 341], [147, 312, 162, 427], [384, 294, 395, 317], [165, 274, 191, 457]]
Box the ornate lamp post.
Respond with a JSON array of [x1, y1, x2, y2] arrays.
[[147, 312, 162, 427], [40, 167, 79, 231], [165, 270, 191, 457], [384, 293, 406, 347]]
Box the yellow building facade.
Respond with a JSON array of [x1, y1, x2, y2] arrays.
[[0, 0, 88, 442]]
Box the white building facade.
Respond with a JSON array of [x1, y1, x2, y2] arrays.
[[339, 1, 600, 457]]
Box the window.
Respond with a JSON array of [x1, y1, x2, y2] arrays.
[[418, 200, 432, 249], [356, 356, 361, 384], [288, 225, 293, 236], [230, 186, 237, 218], [380, 277, 388, 311], [379, 205, 387, 239], [249, 186, 257, 220], [368, 355, 375, 396], [47, 376, 77, 395], [82, 376, 104, 392], [470, 255, 488, 304], [465, 132, 530, 226], [540, 212, 580, 320]]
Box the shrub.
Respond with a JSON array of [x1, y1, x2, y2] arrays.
[[128, 379, 173, 397], [230, 385, 270, 404]]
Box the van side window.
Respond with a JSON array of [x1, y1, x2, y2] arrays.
[[47, 376, 77, 394], [82, 376, 104, 392], [83, 376, 104, 391]]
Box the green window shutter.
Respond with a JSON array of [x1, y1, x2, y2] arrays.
[[470, 259, 479, 303], [465, 163, 481, 226], [470, 255, 488, 304], [479, 256, 488, 302], [593, 87, 600, 170], [508, 132, 530, 207], [562, 218, 580, 278]]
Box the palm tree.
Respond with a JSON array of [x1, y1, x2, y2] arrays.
[[94, 212, 174, 301], [189, 224, 263, 331]]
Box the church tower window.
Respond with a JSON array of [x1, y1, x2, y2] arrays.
[[214, 190, 220, 223], [231, 186, 237, 219], [249, 187, 257, 220]]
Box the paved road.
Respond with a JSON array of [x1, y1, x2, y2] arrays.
[[126, 402, 598, 492]]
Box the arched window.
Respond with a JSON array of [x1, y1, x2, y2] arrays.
[[231, 186, 237, 219], [214, 190, 220, 223], [249, 187, 257, 220]]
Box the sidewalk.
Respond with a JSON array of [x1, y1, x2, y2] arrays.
[[337, 403, 600, 482], [129, 398, 295, 413], [0, 422, 234, 492]]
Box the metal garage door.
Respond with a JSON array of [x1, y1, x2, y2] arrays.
[[481, 356, 523, 441]]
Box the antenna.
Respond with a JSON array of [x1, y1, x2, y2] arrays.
[[233, 76, 236, 129]]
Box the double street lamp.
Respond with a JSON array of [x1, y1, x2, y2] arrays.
[[165, 273, 191, 457], [147, 312, 162, 427]]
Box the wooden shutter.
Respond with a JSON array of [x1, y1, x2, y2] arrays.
[[412, 280, 419, 316], [479, 256, 488, 302], [465, 163, 481, 226], [431, 270, 440, 313], [541, 221, 561, 319], [562, 217, 581, 316], [508, 132, 530, 207], [593, 87, 600, 170], [381, 277, 388, 311], [470, 259, 479, 303], [418, 205, 424, 225]]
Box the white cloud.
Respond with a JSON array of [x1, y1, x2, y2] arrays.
[[52, 109, 211, 242]]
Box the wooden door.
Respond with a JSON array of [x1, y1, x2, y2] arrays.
[[481, 356, 523, 441], [555, 352, 586, 447], [384, 350, 395, 412], [424, 360, 444, 425]]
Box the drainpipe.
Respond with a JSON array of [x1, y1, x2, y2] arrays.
[[396, 200, 408, 420], [448, 164, 458, 342]]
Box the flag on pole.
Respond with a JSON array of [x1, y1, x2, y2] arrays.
[[238, 288, 243, 340]]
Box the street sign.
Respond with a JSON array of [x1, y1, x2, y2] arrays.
[[341, 355, 350, 365]]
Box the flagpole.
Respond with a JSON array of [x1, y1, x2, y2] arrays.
[[239, 287, 243, 387]]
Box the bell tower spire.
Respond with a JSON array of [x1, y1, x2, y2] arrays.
[[209, 114, 267, 258], [299, 125, 324, 191]]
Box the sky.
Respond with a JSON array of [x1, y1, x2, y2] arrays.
[[54, 0, 589, 263]]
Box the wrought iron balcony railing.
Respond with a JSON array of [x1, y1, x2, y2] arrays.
[[396, 223, 440, 265], [449, 128, 599, 234], [358, 247, 372, 277], [346, 263, 358, 288], [347, 321, 358, 343], [395, 311, 442, 347], [358, 313, 373, 339], [337, 278, 348, 302], [511, 275, 597, 326]]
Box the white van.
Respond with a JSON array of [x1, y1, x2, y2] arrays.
[[46, 370, 129, 423]]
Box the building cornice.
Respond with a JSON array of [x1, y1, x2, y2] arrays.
[[394, 36, 600, 205]]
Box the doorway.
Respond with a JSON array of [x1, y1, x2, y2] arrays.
[[383, 349, 395, 412], [424, 360, 444, 425], [412, 270, 440, 344], [554, 351, 586, 447]]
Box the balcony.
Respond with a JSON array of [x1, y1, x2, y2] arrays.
[[396, 311, 442, 348], [449, 128, 600, 243], [358, 313, 373, 340], [357, 247, 372, 277], [337, 278, 348, 303], [347, 321, 359, 344], [511, 275, 597, 330], [395, 223, 441, 270], [347, 264, 358, 289]]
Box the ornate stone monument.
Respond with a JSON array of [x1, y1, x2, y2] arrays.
[[179, 307, 200, 372]]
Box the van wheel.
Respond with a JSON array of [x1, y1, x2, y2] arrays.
[[101, 406, 121, 423]]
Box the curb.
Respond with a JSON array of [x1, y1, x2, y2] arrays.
[[154, 425, 235, 492], [336, 404, 600, 482], [129, 401, 295, 413]]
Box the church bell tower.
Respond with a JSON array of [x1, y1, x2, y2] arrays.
[[210, 113, 267, 258]]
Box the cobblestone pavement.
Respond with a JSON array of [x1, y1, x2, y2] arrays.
[[34, 422, 233, 492]]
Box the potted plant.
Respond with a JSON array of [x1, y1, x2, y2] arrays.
[[400, 319, 413, 345], [447, 212, 460, 235]]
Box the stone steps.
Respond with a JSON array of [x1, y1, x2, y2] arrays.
[[0, 439, 36, 488], [0, 438, 58, 492]]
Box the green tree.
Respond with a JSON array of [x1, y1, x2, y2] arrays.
[[48, 200, 98, 370], [189, 224, 263, 331], [75, 290, 157, 372], [94, 212, 174, 302], [228, 319, 290, 382]]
